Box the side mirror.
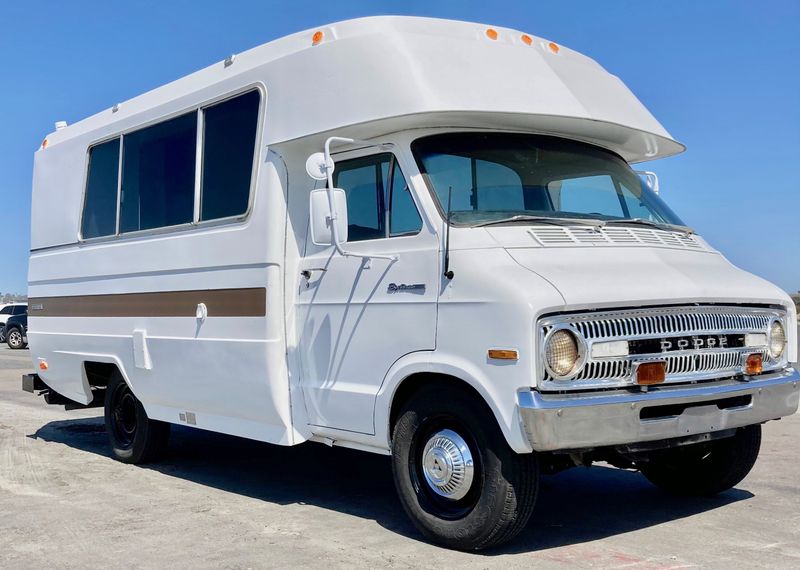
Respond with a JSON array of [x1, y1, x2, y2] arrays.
[[636, 170, 660, 195], [309, 188, 348, 246]]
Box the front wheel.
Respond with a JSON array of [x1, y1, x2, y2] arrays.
[[104, 372, 170, 464], [6, 327, 26, 349], [391, 386, 538, 550], [638, 424, 761, 496]]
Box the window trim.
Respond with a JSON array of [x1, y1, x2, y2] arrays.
[[78, 83, 266, 244], [331, 152, 423, 242]]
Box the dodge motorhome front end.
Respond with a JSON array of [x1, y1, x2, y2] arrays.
[[24, 16, 798, 551]]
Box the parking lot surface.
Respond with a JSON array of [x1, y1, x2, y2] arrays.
[[1, 344, 799, 569]]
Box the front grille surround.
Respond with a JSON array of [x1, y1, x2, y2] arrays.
[[538, 306, 788, 391]]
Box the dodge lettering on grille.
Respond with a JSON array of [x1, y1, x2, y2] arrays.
[[660, 335, 728, 352]]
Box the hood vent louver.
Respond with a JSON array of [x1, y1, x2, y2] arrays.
[[528, 226, 708, 251]]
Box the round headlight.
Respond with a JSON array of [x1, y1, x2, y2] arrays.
[[545, 328, 582, 378], [769, 320, 786, 359]]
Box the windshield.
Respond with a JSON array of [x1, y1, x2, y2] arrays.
[[411, 133, 685, 227]]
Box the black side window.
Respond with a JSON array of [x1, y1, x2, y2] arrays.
[[120, 112, 197, 233], [82, 90, 261, 240], [332, 154, 422, 242], [13, 305, 26, 315], [200, 90, 260, 221], [0, 306, 12, 315], [81, 138, 120, 238]]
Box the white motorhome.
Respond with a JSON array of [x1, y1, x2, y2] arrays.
[[24, 17, 798, 550]]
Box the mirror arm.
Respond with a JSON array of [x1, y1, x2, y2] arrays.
[[323, 136, 397, 263]]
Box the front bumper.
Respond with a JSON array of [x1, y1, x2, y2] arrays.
[[518, 367, 800, 452]]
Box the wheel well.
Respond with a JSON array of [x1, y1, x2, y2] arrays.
[[83, 361, 119, 389], [389, 372, 493, 435]]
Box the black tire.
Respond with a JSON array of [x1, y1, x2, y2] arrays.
[[0, 327, 6, 343], [391, 385, 539, 550], [639, 425, 762, 496], [6, 327, 26, 349], [104, 371, 170, 464]]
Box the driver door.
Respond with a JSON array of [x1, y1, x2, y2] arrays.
[[297, 152, 438, 434]]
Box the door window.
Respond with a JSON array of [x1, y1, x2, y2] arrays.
[[0, 306, 12, 315], [332, 154, 422, 242]]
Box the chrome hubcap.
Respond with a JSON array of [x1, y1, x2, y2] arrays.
[[421, 429, 474, 500], [8, 331, 22, 346]]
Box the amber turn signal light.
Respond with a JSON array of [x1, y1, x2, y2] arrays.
[[635, 361, 666, 385], [488, 349, 518, 360], [745, 353, 763, 375]]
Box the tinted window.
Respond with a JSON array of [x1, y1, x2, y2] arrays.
[[621, 183, 659, 219], [412, 133, 685, 226], [333, 154, 421, 242], [0, 306, 12, 315], [200, 90, 260, 221], [120, 112, 197, 233], [553, 175, 625, 217], [81, 138, 120, 238], [13, 305, 26, 315], [335, 157, 385, 241], [389, 166, 422, 236]]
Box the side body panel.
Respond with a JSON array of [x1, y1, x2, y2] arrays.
[[29, 126, 298, 443]]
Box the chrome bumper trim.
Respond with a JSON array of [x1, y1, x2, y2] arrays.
[[518, 368, 800, 452]]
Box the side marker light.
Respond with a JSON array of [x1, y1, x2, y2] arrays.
[[488, 349, 518, 361]]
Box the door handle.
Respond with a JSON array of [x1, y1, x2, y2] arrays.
[[301, 268, 327, 280]]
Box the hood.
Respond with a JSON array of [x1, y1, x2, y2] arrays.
[[474, 225, 789, 310], [504, 245, 788, 310]]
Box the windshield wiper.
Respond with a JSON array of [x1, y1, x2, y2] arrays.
[[603, 218, 693, 234], [473, 215, 605, 228]]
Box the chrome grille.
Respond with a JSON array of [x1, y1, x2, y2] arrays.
[[539, 306, 785, 391]]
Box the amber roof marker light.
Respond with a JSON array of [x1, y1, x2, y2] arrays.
[[521, 34, 533, 46], [312, 30, 324, 46], [485, 28, 498, 40], [548, 42, 560, 54]]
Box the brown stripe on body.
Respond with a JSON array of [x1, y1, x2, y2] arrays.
[[28, 288, 266, 317]]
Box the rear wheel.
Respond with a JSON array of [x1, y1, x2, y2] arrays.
[[391, 385, 538, 550], [104, 372, 170, 464], [638, 425, 761, 496], [6, 327, 26, 349]]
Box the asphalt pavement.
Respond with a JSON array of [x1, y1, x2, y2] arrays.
[[0, 343, 798, 569]]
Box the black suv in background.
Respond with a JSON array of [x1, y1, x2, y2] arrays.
[[0, 303, 27, 343], [4, 313, 28, 349]]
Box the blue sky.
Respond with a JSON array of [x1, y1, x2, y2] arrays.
[[0, 0, 797, 294]]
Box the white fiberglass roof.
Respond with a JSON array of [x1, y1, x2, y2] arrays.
[[43, 16, 683, 162]]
